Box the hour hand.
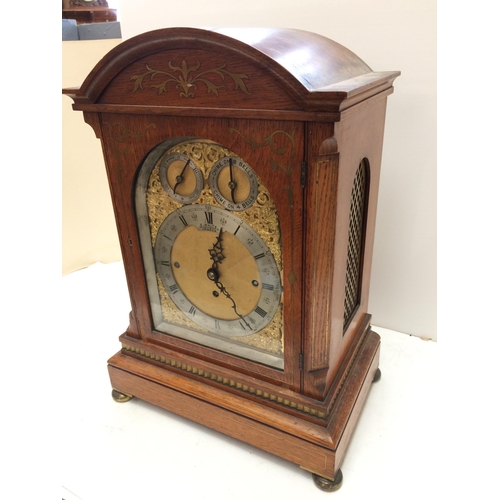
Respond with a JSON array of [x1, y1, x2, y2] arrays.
[[208, 228, 225, 268]]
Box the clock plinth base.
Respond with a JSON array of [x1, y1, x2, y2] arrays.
[[313, 469, 343, 492], [107, 327, 380, 484]]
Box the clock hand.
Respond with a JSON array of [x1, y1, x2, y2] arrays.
[[206, 267, 252, 330], [228, 158, 236, 204], [208, 228, 225, 269], [207, 229, 252, 330], [173, 159, 191, 194]]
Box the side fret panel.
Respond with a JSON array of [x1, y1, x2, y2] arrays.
[[343, 159, 369, 331]]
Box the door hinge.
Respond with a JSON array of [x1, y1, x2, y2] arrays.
[[300, 161, 307, 188], [299, 353, 304, 370]]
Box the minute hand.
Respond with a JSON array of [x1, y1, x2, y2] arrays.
[[207, 229, 252, 330], [213, 278, 252, 330]]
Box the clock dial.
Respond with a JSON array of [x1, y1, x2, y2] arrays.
[[154, 205, 281, 337], [209, 156, 258, 211], [159, 151, 204, 204]]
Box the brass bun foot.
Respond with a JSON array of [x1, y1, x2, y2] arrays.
[[373, 367, 382, 383], [312, 469, 343, 492], [111, 389, 133, 403]]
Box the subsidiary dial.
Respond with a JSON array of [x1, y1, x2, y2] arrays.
[[209, 156, 258, 211], [159, 152, 204, 204]]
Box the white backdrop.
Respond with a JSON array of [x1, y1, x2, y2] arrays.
[[117, 0, 437, 340]]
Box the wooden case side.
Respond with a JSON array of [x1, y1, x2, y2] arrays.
[[327, 95, 389, 386], [301, 93, 390, 401]]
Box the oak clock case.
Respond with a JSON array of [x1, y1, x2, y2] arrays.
[[63, 27, 399, 491], [136, 138, 284, 368]]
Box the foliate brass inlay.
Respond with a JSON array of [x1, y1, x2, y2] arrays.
[[109, 122, 157, 143], [146, 140, 283, 355], [230, 129, 297, 202], [121, 342, 326, 419], [131, 61, 251, 98]]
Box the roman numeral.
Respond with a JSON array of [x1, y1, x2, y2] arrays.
[[254, 306, 267, 318], [205, 211, 213, 224], [160, 261, 170, 267], [254, 253, 265, 260], [262, 283, 274, 290], [233, 225, 241, 235], [188, 305, 196, 316], [169, 284, 179, 294], [179, 215, 188, 226], [214, 319, 220, 330]]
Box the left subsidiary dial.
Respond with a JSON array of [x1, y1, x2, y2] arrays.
[[159, 152, 204, 204]]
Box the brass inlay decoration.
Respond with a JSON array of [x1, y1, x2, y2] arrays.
[[146, 140, 283, 355], [131, 61, 251, 98], [109, 122, 157, 143], [343, 160, 368, 330], [230, 129, 297, 206], [108, 122, 157, 167], [122, 342, 326, 419]]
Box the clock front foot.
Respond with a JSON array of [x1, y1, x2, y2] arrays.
[[111, 389, 133, 403], [312, 469, 343, 492], [372, 367, 382, 383]]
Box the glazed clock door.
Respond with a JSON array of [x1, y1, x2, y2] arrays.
[[134, 134, 302, 372]]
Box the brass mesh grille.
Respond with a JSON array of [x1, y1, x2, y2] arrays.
[[343, 160, 368, 330]]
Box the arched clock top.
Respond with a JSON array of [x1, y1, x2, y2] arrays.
[[63, 27, 399, 114], [211, 28, 371, 90]]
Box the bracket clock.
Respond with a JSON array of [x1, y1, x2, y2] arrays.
[[63, 27, 399, 491]]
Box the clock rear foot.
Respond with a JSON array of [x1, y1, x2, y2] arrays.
[[111, 389, 133, 403], [373, 367, 382, 383], [312, 469, 343, 492]]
